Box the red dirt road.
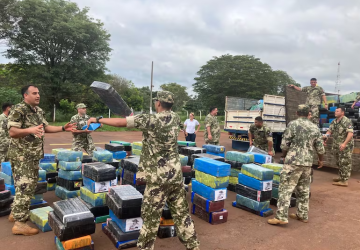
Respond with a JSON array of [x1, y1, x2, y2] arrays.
[[1, 131, 360, 250]]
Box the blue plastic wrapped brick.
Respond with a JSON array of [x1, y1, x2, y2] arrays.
[[30, 206, 53, 232], [80, 186, 106, 207], [93, 150, 113, 163], [31, 194, 44, 205], [111, 151, 127, 160], [193, 158, 230, 177], [82, 123, 101, 131], [261, 163, 283, 175], [82, 176, 116, 193], [202, 145, 225, 154], [320, 114, 328, 119], [191, 180, 227, 201], [39, 163, 57, 173], [206, 151, 225, 157], [40, 154, 56, 163], [230, 168, 242, 177], [109, 210, 143, 232], [59, 161, 82, 171], [179, 155, 188, 167], [58, 169, 82, 181], [236, 194, 269, 212], [57, 151, 83, 162], [55, 186, 80, 200], [38, 169, 46, 182], [225, 151, 254, 163], [195, 170, 229, 189], [5, 184, 15, 195], [238, 173, 272, 191], [1, 162, 12, 176], [241, 164, 274, 181], [246, 152, 272, 164], [0, 172, 14, 185]]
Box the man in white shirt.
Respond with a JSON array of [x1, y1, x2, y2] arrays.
[[184, 113, 201, 142]]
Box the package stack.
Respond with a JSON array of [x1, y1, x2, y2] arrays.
[[191, 158, 230, 225], [48, 198, 96, 249], [180, 147, 206, 166], [56, 151, 83, 200], [225, 160, 242, 192], [105, 143, 127, 161], [30, 206, 53, 232], [103, 185, 143, 248], [157, 202, 177, 238], [40, 156, 58, 192], [131, 142, 143, 156], [31, 168, 48, 209], [121, 156, 146, 194], [229, 151, 274, 217], [177, 141, 196, 154], [110, 141, 132, 157], [81, 162, 117, 223], [0, 162, 15, 195], [0, 177, 13, 217], [202, 144, 226, 157]]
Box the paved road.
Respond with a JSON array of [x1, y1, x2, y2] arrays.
[[1, 131, 360, 250]]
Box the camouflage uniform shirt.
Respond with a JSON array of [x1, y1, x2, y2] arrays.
[[355, 92, 360, 102], [281, 118, 325, 166], [126, 111, 184, 184], [249, 124, 274, 153], [7, 101, 48, 160], [70, 114, 92, 140], [204, 114, 220, 143], [0, 113, 10, 151], [302, 86, 325, 106], [329, 116, 354, 149]]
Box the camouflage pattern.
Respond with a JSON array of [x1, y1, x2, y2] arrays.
[[153, 91, 174, 103], [329, 117, 354, 181], [302, 86, 325, 125], [249, 124, 275, 155], [76, 103, 87, 109], [6, 101, 48, 222], [70, 114, 96, 156], [356, 92, 360, 102], [126, 109, 199, 250], [204, 114, 220, 145], [275, 164, 311, 222], [281, 118, 325, 166], [0, 113, 10, 163]]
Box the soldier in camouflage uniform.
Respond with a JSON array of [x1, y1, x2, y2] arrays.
[[268, 105, 325, 225], [204, 107, 220, 145], [7, 85, 75, 236], [289, 78, 328, 125], [248, 116, 275, 156], [351, 92, 360, 109], [70, 103, 96, 156], [324, 107, 354, 187], [86, 91, 200, 250], [0, 103, 13, 164]]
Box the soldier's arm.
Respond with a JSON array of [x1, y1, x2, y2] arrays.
[[87, 117, 127, 128], [351, 93, 360, 108], [314, 132, 325, 168], [292, 86, 301, 91], [266, 128, 274, 155], [45, 124, 75, 133], [7, 109, 43, 138], [280, 126, 292, 157], [320, 87, 328, 108]]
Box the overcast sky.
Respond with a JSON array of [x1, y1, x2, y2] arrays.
[[1, 0, 359, 95]]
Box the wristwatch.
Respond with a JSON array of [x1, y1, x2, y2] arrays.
[[96, 116, 103, 123]]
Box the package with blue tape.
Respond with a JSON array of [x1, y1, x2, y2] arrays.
[[93, 150, 113, 163], [238, 173, 272, 191], [206, 151, 225, 157], [247, 152, 272, 164], [194, 158, 230, 177], [57, 151, 83, 162], [0, 172, 14, 185], [38, 169, 47, 181], [82, 123, 101, 131], [82, 176, 117, 193], [109, 209, 143, 232], [191, 180, 227, 201], [261, 163, 283, 175], [241, 164, 274, 181], [236, 194, 270, 212], [111, 151, 127, 160], [59, 161, 82, 171], [195, 170, 229, 189], [202, 144, 225, 154], [191, 192, 225, 212], [39, 162, 57, 173], [1, 162, 12, 176], [5, 184, 15, 195], [102, 224, 138, 249], [58, 169, 82, 181], [80, 186, 107, 207], [55, 186, 80, 199], [226, 151, 254, 163], [40, 154, 56, 163], [232, 201, 273, 217]]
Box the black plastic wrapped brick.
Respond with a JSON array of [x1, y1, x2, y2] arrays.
[[48, 211, 96, 241], [235, 183, 272, 202], [181, 147, 207, 165], [103, 225, 138, 249], [0, 178, 5, 186], [52, 198, 95, 228], [158, 225, 177, 238], [46, 172, 58, 180], [83, 162, 116, 182], [0, 190, 11, 200], [109, 185, 143, 208], [90, 81, 132, 117], [106, 159, 120, 169], [191, 153, 225, 166], [80, 198, 109, 218], [47, 177, 57, 184], [121, 156, 140, 173], [225, 160, 242, 169], [82, 155, 93, 163], [121, 179, 146, 195], [108, 220, 140, 242], [0, 207, 11, 217], [34, 182, 48, 195], [227, 183, 236, 192], [106, 193, 141, 219], [57, 177, 82, 191], [105, 143, 125, 152], [0, 196, 14, 209], [162, 203, 172, 220], [184, 176, 191, 185], [122, 169, 146, 186]]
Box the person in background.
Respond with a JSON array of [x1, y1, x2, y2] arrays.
[[0, 103, 13, 164], [204, 107, 220, 145], [248, 116, 275, 156], [184, 113, 200, 142], [351, 92, 360, 109]]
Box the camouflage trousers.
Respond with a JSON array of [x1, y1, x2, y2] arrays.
[[10, 158, 39, 222], [310, 106, 319, 126], [334, 146, 353, 181], [275, 165, 311, 222], [204, 139, 219, 145], [137, 182, 199, 250], [72, 136, 96, 156], [0, 149, 8, 164]]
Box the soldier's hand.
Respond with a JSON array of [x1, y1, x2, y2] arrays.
[[64, 122, 76, 132], [318, 160, 323, 168], [268, 151, 274, 156], [208, 134, 213, 140], [352, 104, 355, 109], [324, 104, 328, 109], [249, 141, 253, 146], [339, 143, 346, 151], [87, 117, 97, 128], [29, 124, 44, 138], [289, 84, 294, 88]]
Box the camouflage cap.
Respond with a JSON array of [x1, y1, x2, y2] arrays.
[[153, 91, 174, 103], [76, 103, 87, 109], [298, 104, 310, 113]]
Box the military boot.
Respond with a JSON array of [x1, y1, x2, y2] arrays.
[[332, 177, 341, 182], [289, 213, 308, 223], [332, 181, 348, 187], [8, 213, 14, 222], [267, 218, 288, 225], [12, 221, 39, 236]]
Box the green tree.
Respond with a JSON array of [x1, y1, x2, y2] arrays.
[[160, 83, 190, 111], [0, 87, 22, 104], [137, 86, 157, 112], [183, 96, 204, 113], [273, 70, 300, 96], [3, 0, 111, 115], [0, 0, 17, 39]]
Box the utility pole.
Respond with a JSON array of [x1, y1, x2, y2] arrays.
[[150, 61, 154, 114], [335, 62, 341, 94]]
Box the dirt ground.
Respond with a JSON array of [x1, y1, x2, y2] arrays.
[[1, 131, 360, 250]]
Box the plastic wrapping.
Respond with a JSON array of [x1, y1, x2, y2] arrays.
[[236, 194, 269, 212], [53, 198, 94, 228], [162, 203, 172, 219], [52, 148, 68, 156], [47, 183, 57, 191], [225, 151, 254, 163], [106, 143, 125, 152], [93, 151, 113, 163], [108, 220, 140, 242], [235, 183, 272, 202], [247, 152, 272, 164], [102, 224, 138, 249], [206, 151, 225, 157], [0, 177, 4, 186], [55, 236, 94, 250], [95, 215, 110, 223], [62, 235, 92, 250], [272, 186, 279, 198], [191, 205, 228, 225], [109, 210, 142, 232], [59, 161, 82, 171], [122, 169, 146, 186], [0, 172, 13, 185], [29, 206, 53, 232], [195, 170, 229, 189], [91, 81, 132, 116], [106, 193, 141, 219], [193, 158, 230, 177], [191, 192, 225, 213], [191, 153, 225, 167], [191, 180, 227, 201], [82, 176, 117, 193], [121, 180, 146, 194], [40, 154, 56, 163], [232, 201, 273, 217], [106, 159, 120, 169], [82, 123, 101, 131], [0, 184, 4, 192], [230, 168, 242, 177], [109, 186, 143, 208], [59, 169, 82, 181], [38, 169, 47, 181], [35, 181, 48, 194], [110, 141, 131, 146], [48, 211, 95, 242], [47, 172, 58, 180], [57, 177, 83, 191], [55, 186, 80, 200], [179, 154, 188, 167], [57, 151, 83, 162], [40, 162, 57, 173], [80, 186, 107, 207], [121, 157, 140, 173], [225, 160, 242, 170], [83, 162, 116, 182], [30, 194, 43, 204], [158, 225, 177, 238], [0, 196, 14, 208], [273, 175, 280, 184], [181, 165, 192, 173], [229, 177, 238, 185], [247, 146, 268, 155], [82, 155, 93, 163], [238, 173, 272, 191], [132, 149, 141, 156], [0, 207, 11, 217], [180, 146, 206, 156], [1, 162, 12, 176], [202, 145, 225, 154], [177, 141, 196, 147], [132, 142, 142, 150], [0, 190, 11, 200], [80, 198, 109, 218], [111, 151, 127, 160], [227, 183, 236, 192], [261, 163, 283, 175], [5, 184, 15, 195], [241, 164, 274, 181]]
